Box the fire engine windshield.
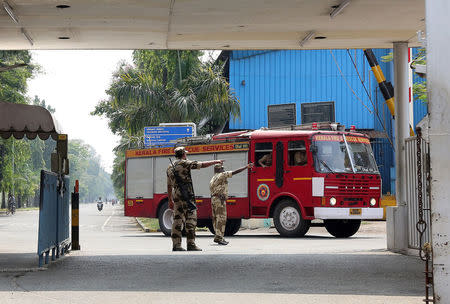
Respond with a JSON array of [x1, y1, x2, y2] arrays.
[[345, 136, 379, 173], [312, 134, 379, 174]]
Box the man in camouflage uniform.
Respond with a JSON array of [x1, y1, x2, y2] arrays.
[[167, 146, 223, 251], [209, 162, 254, 245]]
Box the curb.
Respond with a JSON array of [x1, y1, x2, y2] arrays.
[[135, 217, 160, 233]]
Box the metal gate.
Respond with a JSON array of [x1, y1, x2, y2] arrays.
[[405, 136, 431, 250], [38, 170, 71, 267]]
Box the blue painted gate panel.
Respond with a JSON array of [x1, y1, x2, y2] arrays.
[[58, 178, 70, 244], [38, 170, 70, 266], [38, 171, 58, 255]]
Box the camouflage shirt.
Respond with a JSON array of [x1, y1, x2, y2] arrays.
[[209, 171, 233, 198], [167, 159, 202, 202]]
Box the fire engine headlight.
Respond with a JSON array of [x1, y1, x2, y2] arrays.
[[370, 198, 376, 206], [329, 197, 337, 206]]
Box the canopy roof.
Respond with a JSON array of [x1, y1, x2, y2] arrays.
[[0, 0, 424, 50], [0, 102, 61, 140]]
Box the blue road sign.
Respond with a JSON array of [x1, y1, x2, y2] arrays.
[[144, 126, 192, 135], [144, 126, 194, 148]]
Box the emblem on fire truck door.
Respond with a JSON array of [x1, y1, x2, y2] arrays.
[[257, 184, 270, 201]]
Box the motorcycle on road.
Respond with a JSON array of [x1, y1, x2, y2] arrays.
[[6, 202, 16, 215], [6, 194, 16, 215]]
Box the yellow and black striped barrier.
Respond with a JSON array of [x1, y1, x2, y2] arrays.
[[71, 180, 81, 250], [364, 49, 415, 137], [364, 49, 396, 116]]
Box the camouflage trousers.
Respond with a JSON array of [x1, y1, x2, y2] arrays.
[[171, 201, 197, 248], [211, 196, 227, 241]]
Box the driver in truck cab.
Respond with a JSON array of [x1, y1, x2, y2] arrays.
[[258, 151, 272, 167]]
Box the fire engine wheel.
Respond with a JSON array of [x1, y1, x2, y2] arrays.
[[207, 219, 242, 236], [273, 199, 310, 237], [158, 201, 173, 237], [324, 219, 361, 238]]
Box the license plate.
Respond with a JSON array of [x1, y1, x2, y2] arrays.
[[350, 208, 362, 215]]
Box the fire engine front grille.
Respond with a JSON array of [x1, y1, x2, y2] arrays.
[[324, 177, 380, 196]]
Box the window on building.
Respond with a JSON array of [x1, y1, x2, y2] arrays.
[[301, 101, 335, 124], [267, 103, 296, 128], [288, 140, 307, 166], [255, 142, 273, 167]]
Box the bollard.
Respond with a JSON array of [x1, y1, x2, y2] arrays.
[[71, 180, 81, 250]]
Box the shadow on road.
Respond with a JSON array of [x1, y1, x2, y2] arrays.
[[120, 232, 379, 240], [0, 252, 423, 297]]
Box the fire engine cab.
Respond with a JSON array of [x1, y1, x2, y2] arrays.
[[125, 125, 383, 238]]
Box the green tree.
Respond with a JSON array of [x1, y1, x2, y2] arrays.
[[0, 51, 35, 104], [0, 52, 115, 207], [381, 48, 427, 103], [93, 50, 239, 135], [67, 139, 115, 203], [93, 50, 240, 199], [0, 50, 37, 208]]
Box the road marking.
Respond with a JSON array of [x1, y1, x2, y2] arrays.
[[101, 207, 116, 232]]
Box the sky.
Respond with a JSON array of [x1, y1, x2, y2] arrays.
[[27, 50, 220, 174], [27, 50, 134, 173]]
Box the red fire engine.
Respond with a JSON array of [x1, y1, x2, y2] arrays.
[[124, 126, 382, 238]]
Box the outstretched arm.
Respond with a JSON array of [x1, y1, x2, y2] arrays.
[[258, 158, 265, 167], [201, 159, 223, 168], [232, 163, 254, 176], [258, 154, 269, 167], [167, 184, 174, 209]]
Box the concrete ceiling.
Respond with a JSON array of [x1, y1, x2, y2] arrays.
[[0, 0, 425, 50]]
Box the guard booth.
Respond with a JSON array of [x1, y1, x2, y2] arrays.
[[0, 101, 72, 267]]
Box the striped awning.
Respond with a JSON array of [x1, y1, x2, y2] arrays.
[[0, 101, 61, 140]]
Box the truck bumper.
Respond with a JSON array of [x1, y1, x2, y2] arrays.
[[314, 207, 384, 220]]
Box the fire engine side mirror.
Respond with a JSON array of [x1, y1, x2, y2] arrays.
[[310, 145, 317, 154]]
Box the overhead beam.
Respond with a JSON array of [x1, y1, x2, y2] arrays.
[[0, 0, 424, 50]]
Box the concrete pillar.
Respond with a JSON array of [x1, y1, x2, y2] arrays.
[[426, 0, 450, 301], [386, 42, 410, 253]]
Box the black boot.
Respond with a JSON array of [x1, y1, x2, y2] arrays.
[[172, 246, 186, 251], [187, 244, 202, 251], [215, 239, 229, 245]]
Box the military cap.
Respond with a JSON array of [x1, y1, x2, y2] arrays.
[[174, 146, 188, 158], [214, 163, 224, 170]]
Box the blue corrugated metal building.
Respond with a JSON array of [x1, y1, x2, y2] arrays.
[[227, 49, 428, 194]]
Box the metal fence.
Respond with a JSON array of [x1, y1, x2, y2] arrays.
[[38, 170, 71, 267], [405, 137, 431, 250]]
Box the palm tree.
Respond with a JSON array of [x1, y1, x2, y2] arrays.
[[93, 50, 240, 135], [93, 50, 240, 199]]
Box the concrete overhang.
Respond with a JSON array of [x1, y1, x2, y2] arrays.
[[0, 0, 424, 50]]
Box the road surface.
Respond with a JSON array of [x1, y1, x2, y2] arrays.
[[0, 204, 423, 304]]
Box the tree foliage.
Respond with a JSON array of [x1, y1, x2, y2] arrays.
[[93, 50, 239, 135], [93, 50, 240, 198], [381, 48, 427, 103], [68, 139, 114, 202], [0, 51, 114, 207]]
